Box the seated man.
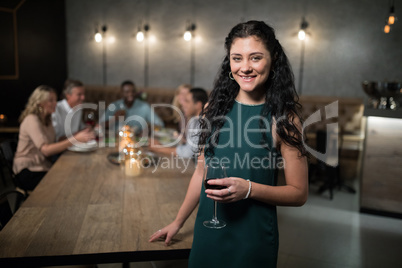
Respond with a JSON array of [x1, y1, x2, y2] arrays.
[[101, 80, 164, 133], [52, 79, 87, 141], [148, 88, 208, 158]]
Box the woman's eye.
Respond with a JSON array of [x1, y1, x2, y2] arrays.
[[232, 57, 241, 62], [251, 56, 262, 61]]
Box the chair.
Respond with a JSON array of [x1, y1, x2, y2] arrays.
[[0, 139, 29, 197], [0, 139, 18, 180], [0, 190, 25, 230], [313, 129, 356, 199]]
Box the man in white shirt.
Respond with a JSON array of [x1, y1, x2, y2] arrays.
[[52, 79, 87, 141], [148, 87, 208, 158]]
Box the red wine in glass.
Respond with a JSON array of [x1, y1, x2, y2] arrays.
[[204, 178, 226, 190], [203, 164, 227, 229], [85, 112, 96, 128], [85, 119, 95, 127]]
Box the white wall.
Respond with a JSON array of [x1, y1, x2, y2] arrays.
[[66, 0, 402, 98]]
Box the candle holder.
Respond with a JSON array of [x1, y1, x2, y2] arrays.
[[125, 145, 143, 177], [118, 125, 134, 164]]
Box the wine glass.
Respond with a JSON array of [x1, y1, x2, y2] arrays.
[[203, 163, 227, 229], [84, 110, 96, 128]]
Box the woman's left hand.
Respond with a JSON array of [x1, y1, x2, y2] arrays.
[[205, 177, 250, 203]]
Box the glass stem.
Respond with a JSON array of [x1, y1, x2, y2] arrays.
[[213, 201, 218, 222]]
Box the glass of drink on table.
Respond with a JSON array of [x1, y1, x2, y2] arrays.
[[84, 110, 96, 128]]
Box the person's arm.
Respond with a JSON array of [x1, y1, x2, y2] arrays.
[[40, 128, 95, 157], [55, 125, 93, 142], [246, 139, 308, 206], [205, 116, 308, 207], [25, 115, 95, 158], [147, 137, 177, 155], [150, 146, 177, 156], [175, 117, 200, 158], [149, 153, 204, 246], [148, 118, 199, 158]]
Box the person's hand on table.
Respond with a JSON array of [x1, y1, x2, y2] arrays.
[[149, 221, 182, 246]]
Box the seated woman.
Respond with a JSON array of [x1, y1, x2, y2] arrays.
[[13, 85, 95, 191], [169, 83, 191, 135]]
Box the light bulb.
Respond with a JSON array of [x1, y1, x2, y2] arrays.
[[298, 29, 306, 40], [136, 31, 144, 42], [388, 15, 395, 25], [184, 30, 192, 41], [95, 32, 102, 42], [384, 24, 391, 33]]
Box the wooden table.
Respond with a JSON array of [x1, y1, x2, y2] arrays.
[[0, 147, 197, 267]]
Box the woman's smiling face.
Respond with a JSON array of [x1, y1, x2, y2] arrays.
[[40, 91, 57, 115], [229, 36, 272, 95]]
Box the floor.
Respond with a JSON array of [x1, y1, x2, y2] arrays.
[[96, 179, 402, 268], [276, 182, 402, 268]]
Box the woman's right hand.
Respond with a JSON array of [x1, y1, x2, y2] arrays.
[[149, 221, 182, 246], [74, 128, 95, 143]]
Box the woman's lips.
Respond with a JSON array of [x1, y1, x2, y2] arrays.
[[240, 75, 256, 82]]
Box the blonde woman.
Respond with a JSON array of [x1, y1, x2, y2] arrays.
[[13, 85, 95, 191], [172, 84, 191, 130]]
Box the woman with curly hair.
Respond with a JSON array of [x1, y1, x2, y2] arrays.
[[150, 21, 308, 267], [13, 85, 94, 191]]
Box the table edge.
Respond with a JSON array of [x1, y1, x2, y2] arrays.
[[0, 249, 191, 267]]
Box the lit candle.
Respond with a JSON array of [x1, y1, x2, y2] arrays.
[[125, 158, 141, 177]]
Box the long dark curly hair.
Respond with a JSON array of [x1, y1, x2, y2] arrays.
[[199, 20, 306, 157]]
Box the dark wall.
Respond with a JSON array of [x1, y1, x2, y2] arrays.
[[0, 0, 66, 126]]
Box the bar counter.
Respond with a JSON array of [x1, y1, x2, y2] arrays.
[[360, 107, 402, 218]]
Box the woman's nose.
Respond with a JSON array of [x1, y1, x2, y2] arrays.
[[240, 61, 252, 73]]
